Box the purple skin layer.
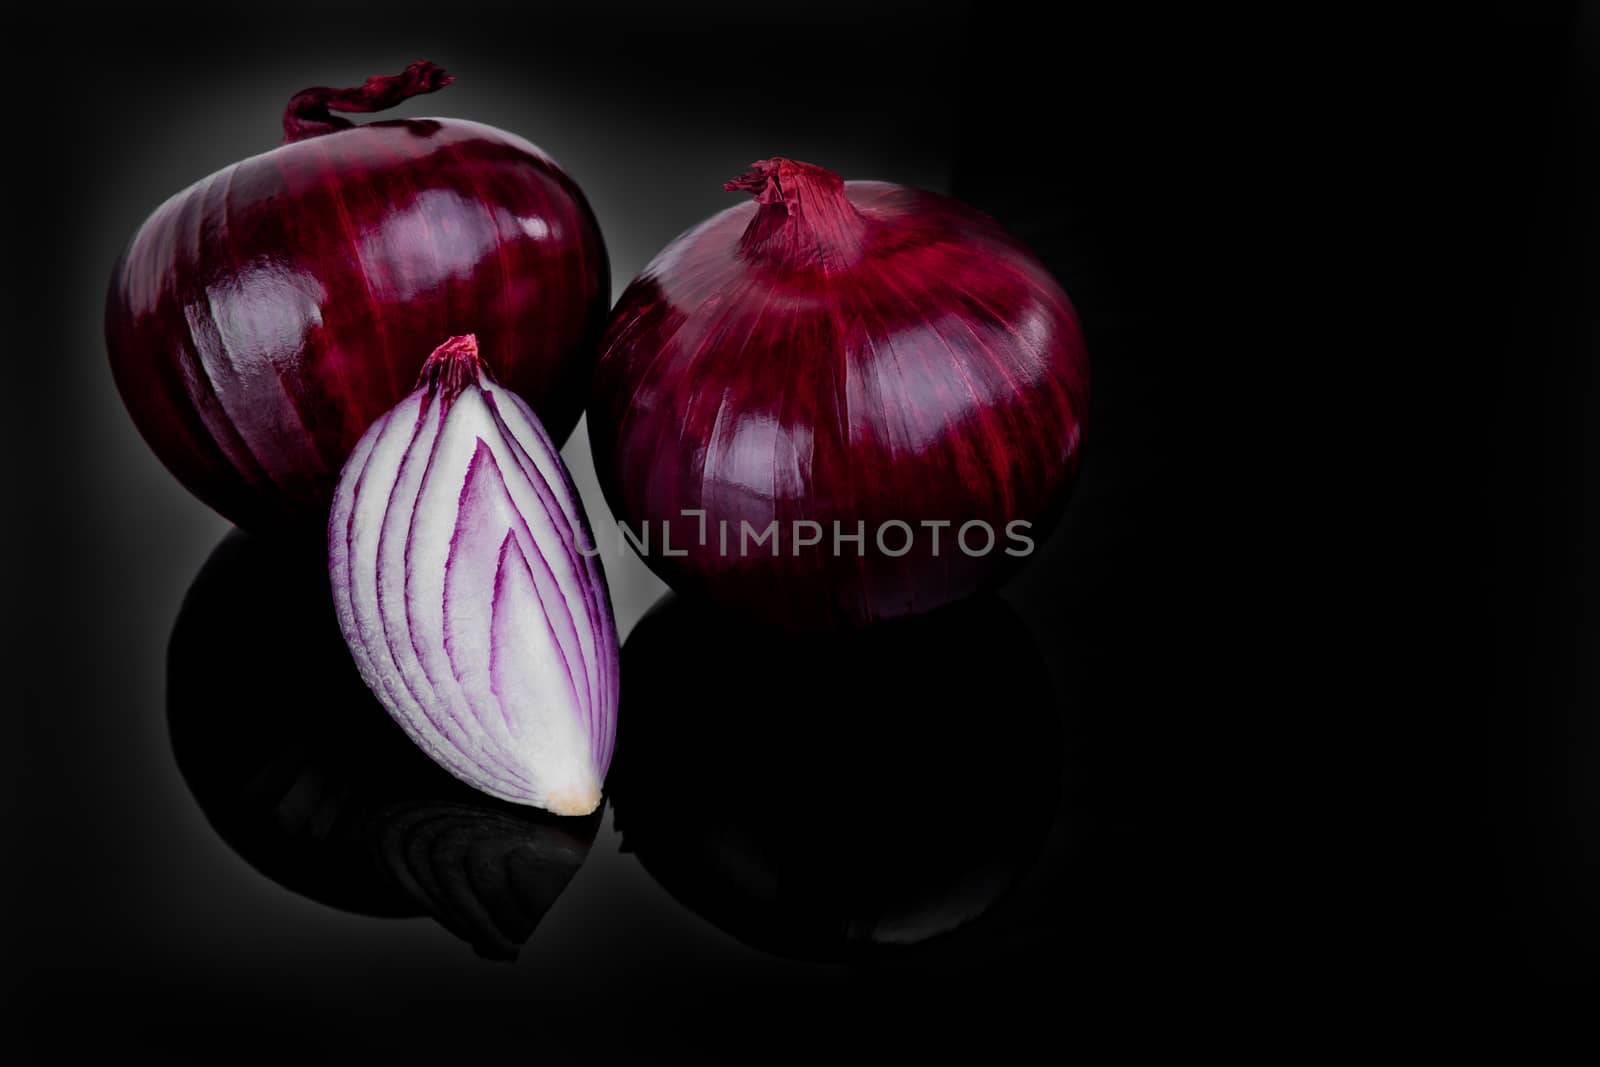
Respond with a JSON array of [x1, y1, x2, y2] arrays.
[[107, 62, 610, 531], [589, 158, 1089, 629]]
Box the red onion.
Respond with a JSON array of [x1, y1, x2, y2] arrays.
[[589, 157, 1089, 628], [107, 61, 609, 530], [329, 336, 618, 817]]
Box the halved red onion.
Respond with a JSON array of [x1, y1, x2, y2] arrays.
[[329, 335, 618, 816]]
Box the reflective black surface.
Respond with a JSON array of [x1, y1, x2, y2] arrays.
[[15, 1, 1596, 1051]]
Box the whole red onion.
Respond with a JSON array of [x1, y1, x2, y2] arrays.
[[107, 61, 609, 530], [589, 158, 1089, 627]]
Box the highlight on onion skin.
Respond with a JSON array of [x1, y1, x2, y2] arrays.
[[609, 592, 1065, 962], [589, 157, 1089, 629], [107, 61, 609, 531], [330, 335, 619, 817], [169, 529, 602, 960]]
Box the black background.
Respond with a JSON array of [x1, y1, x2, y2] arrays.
[[11, 0, 1595, 1050]]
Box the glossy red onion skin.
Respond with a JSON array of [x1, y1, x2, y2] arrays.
[[590, 177, 1088, 628], [107, 118, 609, 531]]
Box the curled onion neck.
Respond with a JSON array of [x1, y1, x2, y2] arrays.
[[725, 158, 869, 271], [282, 60, 454, 143]]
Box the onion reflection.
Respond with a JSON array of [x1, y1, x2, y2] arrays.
[[167, 530, 601, 960], [610, 592, 1065, 962]]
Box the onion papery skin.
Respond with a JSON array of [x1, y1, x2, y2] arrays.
[[609, 592, 1063, 962], [589, 158, 1088, 628], [330, 336, 619, 818], [169, 529, 603, 961], [108, 62, 609, 531]]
